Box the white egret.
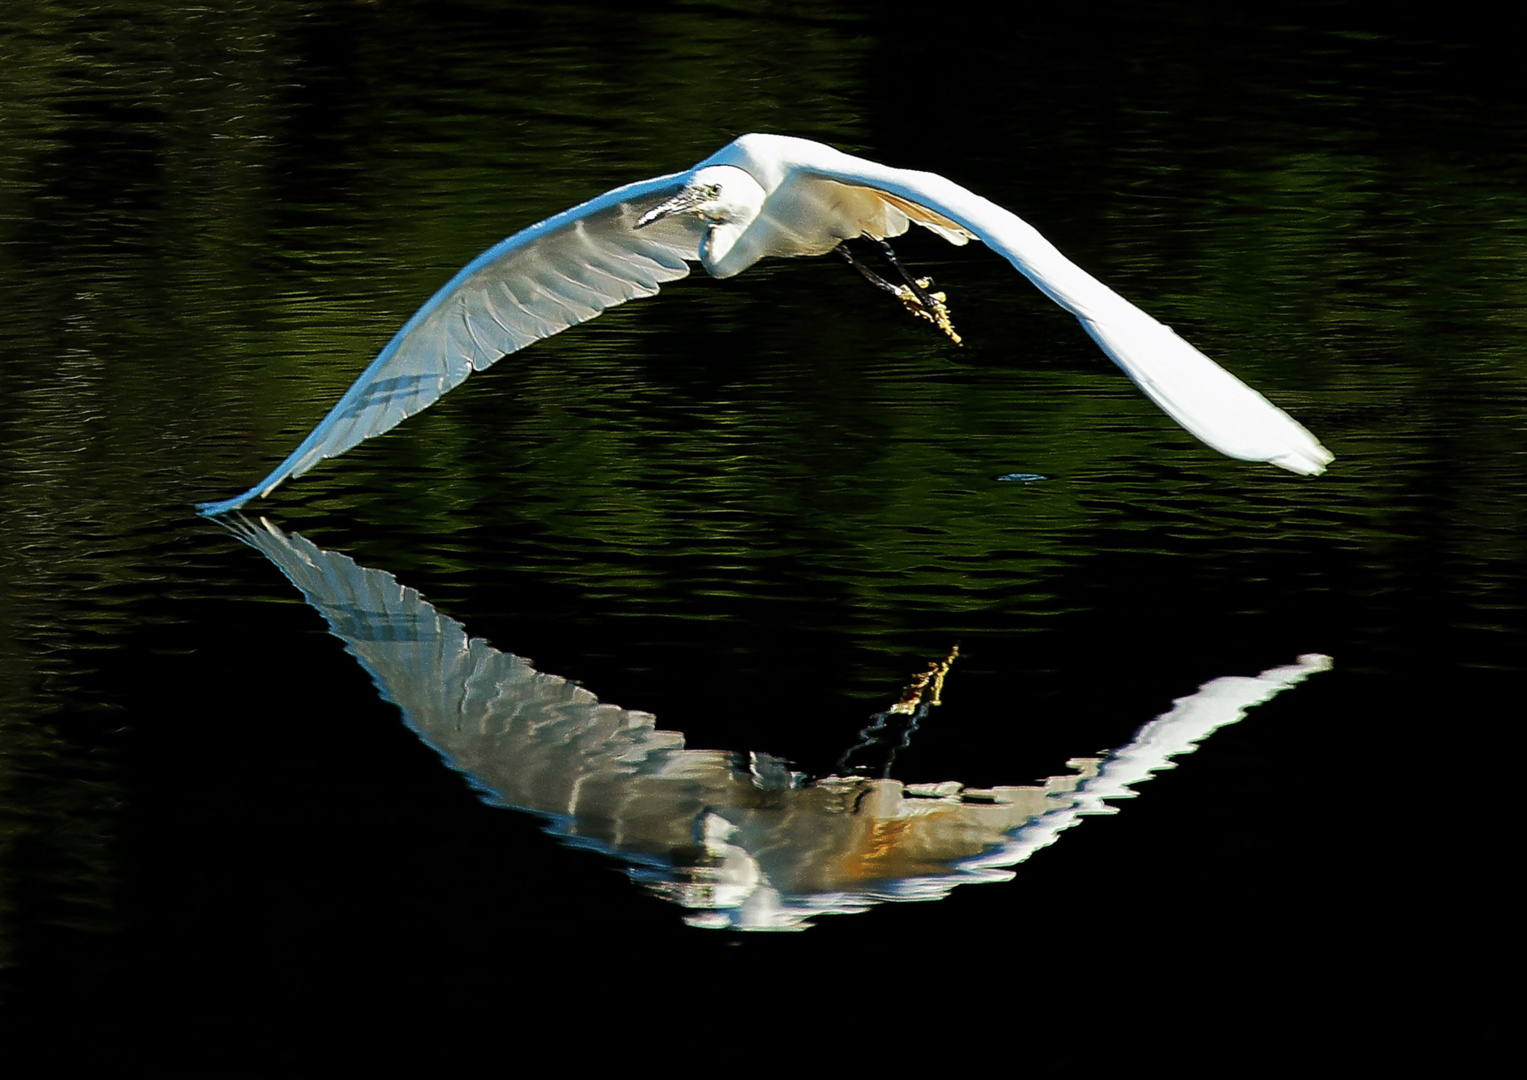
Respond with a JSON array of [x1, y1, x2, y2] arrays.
[[198, 134, 1331, 515]]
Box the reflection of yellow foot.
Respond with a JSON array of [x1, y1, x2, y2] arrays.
[[889, 645, 960, 715], [895, 278, 962, 345]]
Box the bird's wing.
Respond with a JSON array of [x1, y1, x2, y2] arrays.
[[719, 136, 1332, 475], [199, 172, 701, 515]]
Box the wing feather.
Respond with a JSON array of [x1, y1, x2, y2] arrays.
[[199, 172, 701, 515], [706, 135, 1332, 475]]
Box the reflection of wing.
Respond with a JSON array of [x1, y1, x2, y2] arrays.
[[198, 175, 702, 516], [959, 653, 1335, 879], [227, 516, 1331, 931], [705, 134, 1333, 475], [223, 516, 692, 787]]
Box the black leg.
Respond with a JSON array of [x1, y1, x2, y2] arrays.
[[834, 241, 902, 296], [870, 238, 941, 315], [833, 240, 962, 344]]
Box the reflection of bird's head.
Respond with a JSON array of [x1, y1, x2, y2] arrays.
[[636, 165, 766, 277]]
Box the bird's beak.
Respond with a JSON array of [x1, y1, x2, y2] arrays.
[[635, 186, 705, 229]]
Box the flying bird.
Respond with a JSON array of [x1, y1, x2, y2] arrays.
[[198, 134, 1331, 515]]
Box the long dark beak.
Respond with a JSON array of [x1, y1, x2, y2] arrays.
[[635, 186, 705, 230]]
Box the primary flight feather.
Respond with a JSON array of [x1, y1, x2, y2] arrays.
[[198, 133, 1331, 515]]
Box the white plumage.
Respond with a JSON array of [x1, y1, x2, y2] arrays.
[[199, 133, 1330, 516]]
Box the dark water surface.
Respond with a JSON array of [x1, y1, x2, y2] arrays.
[[2, 2, 1519, 1058]]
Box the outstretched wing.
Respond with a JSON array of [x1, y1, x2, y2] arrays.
[[199, 173, 703, 515], [707, 135, 1332, 475]]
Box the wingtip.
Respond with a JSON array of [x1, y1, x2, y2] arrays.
[[1268, 441, 1335, 476], [196, 492, 256, 517]]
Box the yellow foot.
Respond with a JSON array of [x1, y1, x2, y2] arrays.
[[895, 278, 962, 345]]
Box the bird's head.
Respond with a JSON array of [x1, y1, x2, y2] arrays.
[[636, 165, 763, 229], [635, 165, 766, 277]]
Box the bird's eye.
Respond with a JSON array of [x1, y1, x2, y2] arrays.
[[705, 184, 721, 199]]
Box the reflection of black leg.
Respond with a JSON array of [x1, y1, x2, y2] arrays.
[[832, 647, 958, 778], [835, 706, 926, 779]]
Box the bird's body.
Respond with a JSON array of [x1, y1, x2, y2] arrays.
[[198, 134, 1330, 516]]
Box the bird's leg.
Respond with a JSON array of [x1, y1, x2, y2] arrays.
[[834, 240, 961, 345], [871, 239, 939, 310], [834, 241, 904, 297], [870, 239, 961, 345]]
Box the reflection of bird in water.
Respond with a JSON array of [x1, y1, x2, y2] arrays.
[[225, 516, 1332, 931], [199, 134, 1332, 515]]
